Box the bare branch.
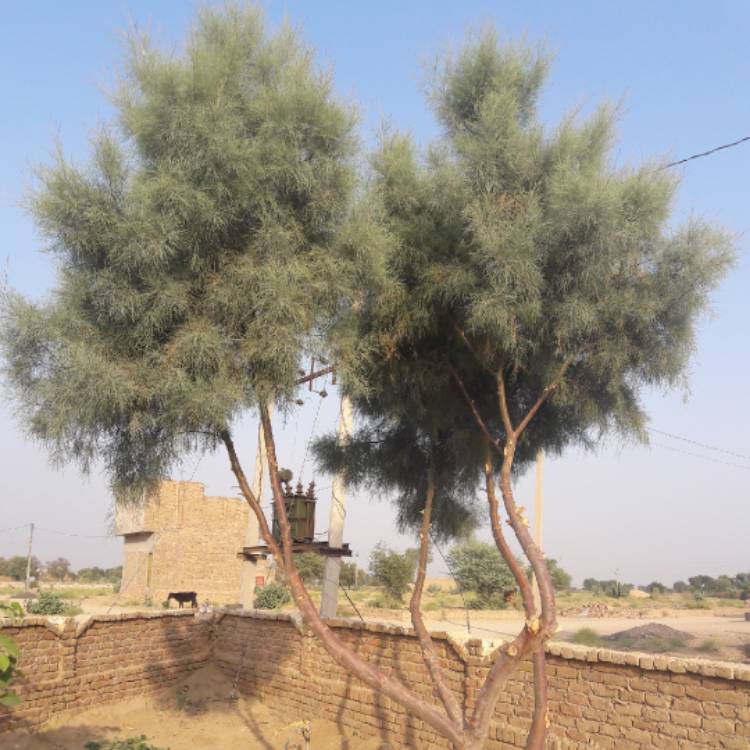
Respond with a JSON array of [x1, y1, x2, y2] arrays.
[[254, 406, 467, 747], [448, 362, 501, 453], [513, 356, 574, 438], [410, 464, 464, 727], [296, 364, 335, 386], [452, 322, 495, 376]]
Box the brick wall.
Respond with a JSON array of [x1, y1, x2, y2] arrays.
[[0, 611, 212, 733], [213, 612, 750, 749], [3, 610, 749, 748]]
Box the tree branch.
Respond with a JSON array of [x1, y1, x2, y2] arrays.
[[512, 356, 574, 439], [296, 364, 335, 386], [448, 362, 501, 453], [452, 322, 495, 376], [410, 463, 464, 727], [253, 406, 468, 747]]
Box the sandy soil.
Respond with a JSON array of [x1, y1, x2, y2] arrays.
[[3, 666, 388, 750]]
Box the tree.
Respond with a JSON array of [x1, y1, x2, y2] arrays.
[[6, 556, 39, 582], [645, 581, 667, 595], [317, 29, 731, 748], [448, 540, 516, 606], [546, 560, 572, 592], [339, 561, 360, 588], [45, 558, 72, 582], [688, 575, 716, 595], [0, 9, 733, 750], [673, 580, 689, 593], [294, 553, 325, 586], [369, 544, 418, 602], [0, 7, 478, 750], [525, 558, 571, 592]]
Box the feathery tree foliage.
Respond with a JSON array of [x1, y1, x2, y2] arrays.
[[1, 5, 376, 501], [316, 29, 733, 749]]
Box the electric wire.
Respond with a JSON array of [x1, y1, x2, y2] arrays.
[[659, 135, 750, 170], [648, 427, 750, 462]]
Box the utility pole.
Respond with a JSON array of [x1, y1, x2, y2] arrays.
[[531, 450, 543, 613], [320, 395, 353, 619], [239, 414, 269, 609], [25, 523, 34, 594]]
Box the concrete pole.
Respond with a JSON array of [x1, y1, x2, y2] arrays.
[[239, 412, 270, 609], [25, 523, 34, 594], [532, 449, 544, 613], [320, 395, 353, 619]]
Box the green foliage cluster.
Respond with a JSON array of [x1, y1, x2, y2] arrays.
[[582, 578, 633, 598], [0, 556, 40, 582], [448, 540, 516, 608], [77, 566, 122, 584], [44, 558, 72, 582], [525, 558, 571, 591], [570, 627, 601, 647], [0, 633, 21, 707], [85, 737, 167, 750], [26, 591, 66, 615], [294, 553, 326, 586], [253, 582, 291, 609], [369, 544, 418, 602], [316, 28, 734, 545], [0, 602, 25, 619], [0, 4, 377, 502], [687, 573, 749, 599], [644, 581, 668, 595]]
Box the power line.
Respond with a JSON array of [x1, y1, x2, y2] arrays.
[[35, 526, 112, 539], [648, 427, 750, 462], [651, 442, 750, 472], [659, 135, 750, 170]]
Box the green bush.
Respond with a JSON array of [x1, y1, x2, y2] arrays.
[[697, 638, 720, 653], [426, 584, 442, 595], [0, 602, 24, 618], [0, 633, 21, 707], [85, 736, 168, 750], [26, 592, 66, 615], [253, 583, 291, 610], [571, 628, 602, 647]]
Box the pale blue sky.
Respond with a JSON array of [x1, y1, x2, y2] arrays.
[[0, 1, 748, 587]]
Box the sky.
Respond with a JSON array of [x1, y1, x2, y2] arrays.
[[0, 1, 748, 588]]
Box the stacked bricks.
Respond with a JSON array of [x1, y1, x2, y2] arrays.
[[2, 609, 749, 748], [0, 611, 211, 733]]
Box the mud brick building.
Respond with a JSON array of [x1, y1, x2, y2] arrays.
[[115, 480, 256, 605]]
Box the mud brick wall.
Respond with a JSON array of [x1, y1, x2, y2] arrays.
[[2, 610, 749, 748], [213, 612, 750, 750], [0, 611, 211, 733]]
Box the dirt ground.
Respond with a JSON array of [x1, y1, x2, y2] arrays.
[[3, 666, 388, 750]]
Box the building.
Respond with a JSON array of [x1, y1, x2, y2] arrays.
[[116, 480, 260, 605]]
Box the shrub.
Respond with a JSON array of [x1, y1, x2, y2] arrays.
[[369, 544, 418, 602], [0, 602, 24, 618], [254, 583, 291, 610], [85, 737, 168, 750], [26, 592, 66, 615], [426, 584, 442, 595], [0, 633, 21, 707], [571, 627, 602, 647], [447, 540, 516, 606], [697, 638, 720, 653]]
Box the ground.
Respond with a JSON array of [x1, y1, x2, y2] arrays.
[[3, 665, 387, 750]]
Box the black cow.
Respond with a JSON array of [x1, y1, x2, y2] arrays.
[[167, 591, 198, 608]]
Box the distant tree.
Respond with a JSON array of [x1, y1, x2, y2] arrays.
[[645, 581, 667, 595], [6, 556, 39, 582], [582, 578, 601, 593], [526, 559, 571, 592], [369, 544, 418, 602], [673, 580, 689, 593], [45, 558, 72, 582], [339, 561, 360, 588], [77, 566, 122, 584], [450, 540, 517, 607], [688, 575, 716, 595], [294, 553, 325, 586]]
